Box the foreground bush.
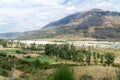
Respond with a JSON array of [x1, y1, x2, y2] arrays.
[[50, 64, 75, 80]]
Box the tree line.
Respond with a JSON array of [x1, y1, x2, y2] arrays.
[[45, 44, 115, 66]]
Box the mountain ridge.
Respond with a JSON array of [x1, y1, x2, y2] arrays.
[[16, 9, 120, 40]]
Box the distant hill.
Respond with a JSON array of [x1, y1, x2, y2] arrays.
[[16, 9, 120, 40], [0, 32, 20, 39]]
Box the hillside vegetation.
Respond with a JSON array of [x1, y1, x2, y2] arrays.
[[0, 39, 120, 80]]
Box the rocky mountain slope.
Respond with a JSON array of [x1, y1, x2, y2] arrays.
[[16, 9, 120, 40]]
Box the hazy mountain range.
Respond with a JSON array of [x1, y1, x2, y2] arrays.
[[0, 32, 20, 39], [1, 9, 120, 40]]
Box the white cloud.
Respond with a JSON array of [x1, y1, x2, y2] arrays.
[[96, 0, 102, 2], [0, 0, 119, 33], [66, 6, 75, 11], [96, 1, 112, 7]]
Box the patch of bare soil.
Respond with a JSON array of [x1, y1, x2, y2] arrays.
[[12, 69, 23, 79], [0, 45, 3, 49]]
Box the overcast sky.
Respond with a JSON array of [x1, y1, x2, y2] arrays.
[[0, 0, 120, 33]]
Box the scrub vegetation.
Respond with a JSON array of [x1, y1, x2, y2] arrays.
[[0, 39, 120, 80]]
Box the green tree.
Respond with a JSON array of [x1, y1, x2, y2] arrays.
[[45, 44, 51, 55], [0, 39, 7, 47], [30, 43, 37, 51], [77, 52, 84, 63], [93, 52, 99, 65], [86, 52, 91, 65], [105, 52, 115, 66], [100, 54, 104, 63]]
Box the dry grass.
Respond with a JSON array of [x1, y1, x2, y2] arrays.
[[0, 75, 7, 80], [73, 66, 117, 80], [12, 69, 23, 79], [40, 66, 118, 80]]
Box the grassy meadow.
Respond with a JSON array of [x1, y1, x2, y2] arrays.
[[0, 49, 21, 53]]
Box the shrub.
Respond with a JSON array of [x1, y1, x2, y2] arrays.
[[50, 64, 75, 80], [0, 53, 7, 57], [105, 52, 115, 66], [0, 68, 9, 77], [25, 56, 31, 58]]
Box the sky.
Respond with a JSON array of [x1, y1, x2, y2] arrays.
[[0, 0, 120, 33]]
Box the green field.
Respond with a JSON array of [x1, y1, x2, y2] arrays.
[[0, 49, 21, 53], [23, 57, 55, 63]]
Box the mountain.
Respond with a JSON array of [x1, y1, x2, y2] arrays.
[[0, 32, 20, 39], [16, 9, 120, 40]]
